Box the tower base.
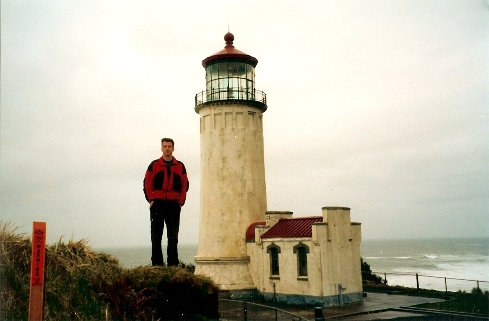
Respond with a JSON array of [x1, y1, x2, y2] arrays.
[[194, 256, 255, 291]]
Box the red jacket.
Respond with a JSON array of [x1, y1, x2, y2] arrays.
[[143, 157, 189, 206]]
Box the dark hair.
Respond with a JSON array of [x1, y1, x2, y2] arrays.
[[161, 138, 174, 147]]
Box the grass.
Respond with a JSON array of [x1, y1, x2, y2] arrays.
[[0, 221, 219, 321], [416, 287, 489, 316]]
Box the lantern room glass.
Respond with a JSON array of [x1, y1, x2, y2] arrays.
[[205, 61, 255, 101]]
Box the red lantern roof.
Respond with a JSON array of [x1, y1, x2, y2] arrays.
[[202, 32, 258, 67]]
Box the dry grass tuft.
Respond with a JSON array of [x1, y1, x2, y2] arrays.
[[0, 221, 218, 320], [1, 221, 32, 320]]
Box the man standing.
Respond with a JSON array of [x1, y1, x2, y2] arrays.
[[144, 138, 189, 266]]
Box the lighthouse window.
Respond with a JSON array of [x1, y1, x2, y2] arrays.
[[205, 61, 255, 102], [237, 63, 246, 76], [246, 80, 254, 99], [206, 67, 211, 84], [267, 244, 281, 277], [228, 63, 237, 77], [240, 78, 246, 91], [247, 65, 253, 80], [219, 63, 227, 78], [293, 243, 309, 277], [219, 78, 229, 90]]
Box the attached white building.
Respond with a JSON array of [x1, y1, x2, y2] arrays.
[[246, 207, 363, 306]]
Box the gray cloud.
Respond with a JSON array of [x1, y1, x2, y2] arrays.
[[1, 0, 488, 247]]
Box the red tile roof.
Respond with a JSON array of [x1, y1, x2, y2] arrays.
[[261, 217, 323, 239]]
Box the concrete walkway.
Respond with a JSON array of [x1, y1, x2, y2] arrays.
[[220, 292, 488, 320], [321, 292, 445, 320], [282, 292, 447, 320]]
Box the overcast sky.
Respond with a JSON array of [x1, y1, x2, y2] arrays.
[[1, 0, 488, 248]]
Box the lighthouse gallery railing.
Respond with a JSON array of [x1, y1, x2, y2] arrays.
[[195, 88, 267, 107]]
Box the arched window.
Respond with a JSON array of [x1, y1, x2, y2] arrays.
[[266, 243, 281, 277], [293, 243, 309, 277]]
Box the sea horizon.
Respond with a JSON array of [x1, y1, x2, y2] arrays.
[[96, 236, 489, 249], [98, 237, 489, 293]]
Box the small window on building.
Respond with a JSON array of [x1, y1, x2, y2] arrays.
[[293, 243, 309, 277], [266, 244, 281, 276]]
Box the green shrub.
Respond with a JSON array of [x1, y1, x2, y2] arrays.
[[361, 257, 383, 285], [100, 266, 219, 320]]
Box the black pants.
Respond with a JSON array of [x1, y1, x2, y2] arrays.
[[150, 200, 181, 266]]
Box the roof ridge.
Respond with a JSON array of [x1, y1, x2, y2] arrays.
[[279, 216, 322, 220], [261, 216, 323, 239]]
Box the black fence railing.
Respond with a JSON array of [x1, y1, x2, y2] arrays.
[[368, 271, 489, 293], [219, 299, 310, 321], [195, 88, 267, 107]]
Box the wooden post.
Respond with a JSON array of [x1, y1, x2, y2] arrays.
[[444, 278, 448, 293], [28, 222, 46, 321], [416, 273, 419, 290]]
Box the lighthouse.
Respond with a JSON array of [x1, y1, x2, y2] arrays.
[[194, 32, 268, 291]]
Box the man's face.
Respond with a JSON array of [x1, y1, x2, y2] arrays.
[[161, 141, 174, 157]]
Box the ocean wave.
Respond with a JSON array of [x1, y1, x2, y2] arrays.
[[360, 238, 489, 291], [436, 262, 489, 281]]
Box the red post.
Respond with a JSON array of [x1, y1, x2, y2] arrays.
[[28, 222, 46, 321]]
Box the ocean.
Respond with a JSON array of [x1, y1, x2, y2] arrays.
[[360, 238, 489, 292], [98, 237, 489, 293]]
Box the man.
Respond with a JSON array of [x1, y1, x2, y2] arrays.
[[143, 138, 189, 266]]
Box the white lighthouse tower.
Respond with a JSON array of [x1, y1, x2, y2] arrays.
[[194, 32, 268, 291]]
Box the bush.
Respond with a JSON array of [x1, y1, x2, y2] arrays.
[[101, 266, 218, 321], [361, 257, 383, 285], [471, 287, 489, 297], [0, 221, 218, 320], [43, 239, 122, 320]]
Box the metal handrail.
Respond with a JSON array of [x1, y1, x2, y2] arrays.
[[219, 299, 310, 321], [195, 88, 267, 107], [366, 270, 489, 292], [373, 271, 489, 283]]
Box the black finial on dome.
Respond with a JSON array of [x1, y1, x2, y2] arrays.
[[224, 32, 234, 47], [202, 32, 258, 68]]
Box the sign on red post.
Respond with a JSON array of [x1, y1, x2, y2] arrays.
[[28, 221, 46, 321]]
